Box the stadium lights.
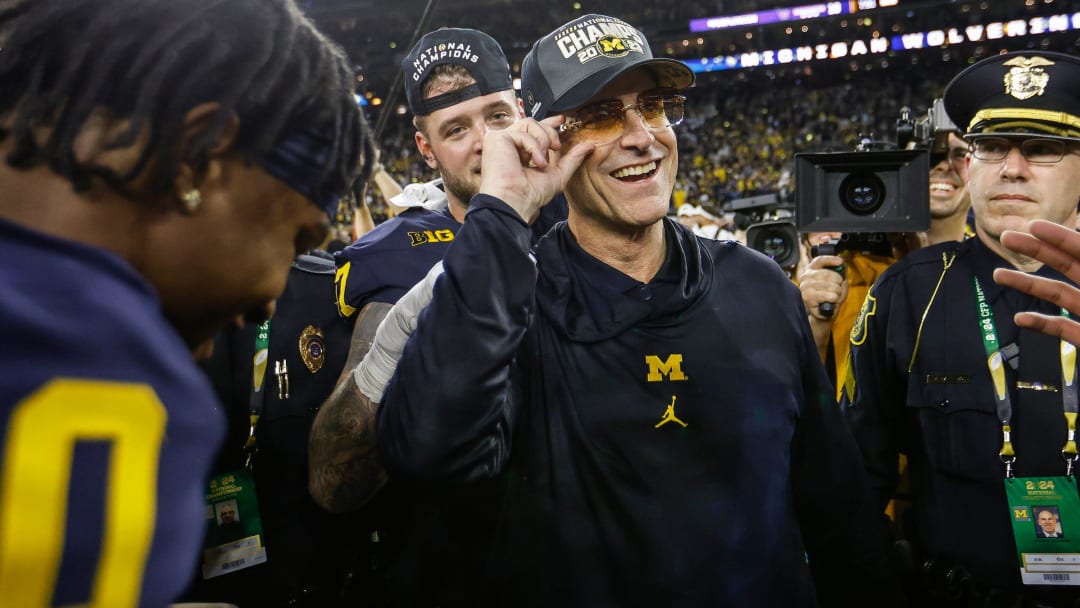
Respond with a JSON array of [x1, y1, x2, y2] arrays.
[[690, 0, 900, 33], [685, 11, 1080, 73]]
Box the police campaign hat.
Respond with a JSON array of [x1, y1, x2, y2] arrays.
[[944, 50, 1080, 140], [402, 28, 513, 116], [520, 14, 694, 120]]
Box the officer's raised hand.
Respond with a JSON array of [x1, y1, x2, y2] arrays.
[[995, 220, 1080, 345]]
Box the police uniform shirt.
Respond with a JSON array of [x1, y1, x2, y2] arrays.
[[183, 252, 371, 607], [0, 217, 225, 606], [842, 235, 1076, 590], [378, 194, 894, 607]]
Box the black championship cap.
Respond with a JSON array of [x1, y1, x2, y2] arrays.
[[520, 14, 694, 120], [402, 28, 513, 116], [944, 50, 1080, 140]]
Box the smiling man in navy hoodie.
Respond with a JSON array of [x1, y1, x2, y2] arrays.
[[375, 13, 896, 607]]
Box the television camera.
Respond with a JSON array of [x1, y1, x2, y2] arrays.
[[724, 193, 800, 269], [795, 99, 960, 236], [793, 99, 959, 315]]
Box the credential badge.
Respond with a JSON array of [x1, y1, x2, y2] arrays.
[[1003, 56, 1055, 101], [299, 325, 325, 374]]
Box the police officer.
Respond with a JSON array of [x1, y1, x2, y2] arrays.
[[181, 251, 388, 607], [843, 51, 1080, 606]]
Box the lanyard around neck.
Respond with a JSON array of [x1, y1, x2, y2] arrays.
[[245, 318, 272, 469], [973, 276, 1077, 477]]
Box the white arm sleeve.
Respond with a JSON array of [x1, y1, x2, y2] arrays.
[[352, 261, 443, 402]]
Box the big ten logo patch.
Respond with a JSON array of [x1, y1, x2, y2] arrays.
[[645, 354, 688, 382], [408, 229, 455, 247]]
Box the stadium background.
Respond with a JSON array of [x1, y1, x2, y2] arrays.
[[297, 0, 1080, 231]]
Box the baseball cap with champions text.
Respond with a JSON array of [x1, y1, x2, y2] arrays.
[[520, 14, 694, 120], [402, 27, 513, 116]]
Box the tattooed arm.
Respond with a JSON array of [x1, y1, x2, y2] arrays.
[[308, 301, 391, 513], [309, 262, 444, 512]]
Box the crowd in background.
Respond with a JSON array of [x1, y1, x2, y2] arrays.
[[347, 59, 953, 230], [312, 0, 1080, 237], [310, 0, 1080, 100]]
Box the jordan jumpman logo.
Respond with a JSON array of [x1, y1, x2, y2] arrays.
[[655, 395, 688, 428]]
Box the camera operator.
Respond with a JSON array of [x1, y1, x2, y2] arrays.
[[797, 130, 971, 388], [925, 132, 974, 246]]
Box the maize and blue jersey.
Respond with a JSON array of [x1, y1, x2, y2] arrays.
[[334, 205, 459, 317], [0, 218, 225, 607], [334, 192, 569, 317]]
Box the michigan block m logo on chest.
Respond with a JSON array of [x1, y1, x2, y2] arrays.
[[646, 354, 688, 382]]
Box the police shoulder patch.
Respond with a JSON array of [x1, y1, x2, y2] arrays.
[[850, 292, 877, 346]]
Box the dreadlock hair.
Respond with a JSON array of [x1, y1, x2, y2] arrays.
[[0, 0, 363, 207]]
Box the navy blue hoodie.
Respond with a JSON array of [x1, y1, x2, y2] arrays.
[[378, 195, 894, 607]]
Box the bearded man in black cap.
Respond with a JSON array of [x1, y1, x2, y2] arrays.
[[302, 26, 532, 608], [843, 50, 1080, 606], [374, 13, 895, 607], [311, 27, 527, 512]]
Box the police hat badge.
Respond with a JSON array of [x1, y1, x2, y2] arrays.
[[299, 325, 326, 373], [944, 51, 1080, 140]]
